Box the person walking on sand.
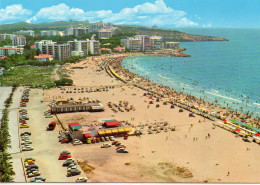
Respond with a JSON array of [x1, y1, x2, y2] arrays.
[[227, 171, 230, 176], [208, 133, 210, 138]]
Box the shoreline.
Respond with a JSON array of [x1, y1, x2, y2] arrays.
[[97, 53, 260, 130]]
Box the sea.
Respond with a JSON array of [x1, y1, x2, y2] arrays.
[[121, 28, 260, 117]]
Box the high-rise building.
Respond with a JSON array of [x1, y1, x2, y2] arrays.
[[14, 30, 34, 37], [0, 34, 14, 42], [40, 30, 59, 37], [12, 35, 26, 46], [35, 40, 71, 61], [90, 22, 105, 32], [88, 40, 100, 55], [68, 39, 89, 55], [121, 35, 163, 51], [0, 46, 24, 57], [163, 42, 180, 50], [98, 29, 113, 39], [65, 26, 89, 37]]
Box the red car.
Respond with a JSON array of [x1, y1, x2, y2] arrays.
[[58, 154, 71, 160], [112, 140, 119, 145], [96, 138, 100, 143], [60, 138, 70, 143], [124, 134, 129, 140]]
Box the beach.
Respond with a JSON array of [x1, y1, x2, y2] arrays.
[[41, 53, 260, 182]]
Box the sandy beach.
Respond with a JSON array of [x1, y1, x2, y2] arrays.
[[41, 54, 260, 183]]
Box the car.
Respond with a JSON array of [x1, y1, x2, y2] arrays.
[[21, 132, 31, 136], [20, 124, 29, 128], [112, 140, 119, 145], [116, 148, 129, 153], [101, 137, 105, 142], [28, 171, 41, 178], [21, 140, 32, 145], [60, 150, 71, 155], [91, 138, 96, 143], [26, 169, 39, 175], [30, 176, 46, 182], [24, 157, 35, 162], [67, 169, 81, 177], [67, 166, 78, 172], [109, 136, 115, 141], [22, 146, 34, 151], [73, 139, 83, 145], [86, 138, 91, 144], [96, 138, 100, 143], [63, 161, 76, 167], [25, 164, 39, 170], [105, 136, 109, 141], [59, 154, 71, 160], [75, 177, 88, 182], [60, 138, 70, 143], [24, 162, 35, 167], [101, 143, 112, 148], [45, 115, 53, 118], [115, 142, 122, 147], [21, 136, 30, 139]]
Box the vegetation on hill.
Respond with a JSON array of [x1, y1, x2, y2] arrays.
[[99, 33, 135, 49], [0, 21, 227, 42], [0, 39, 12, 47]]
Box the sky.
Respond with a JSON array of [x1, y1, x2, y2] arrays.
[[0, 0, 260, 28]]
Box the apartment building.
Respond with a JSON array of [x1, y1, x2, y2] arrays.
[[163, 42, 180, 50], [88, 40, 100, 55], [40, 30, 59, 37], [14, 30, 34, 37], [90, 22, 105, 32], [0, 46, 24, 57], [121, 35, 163, 51], [68, 39, 89, 55], [98, 29, 113, 39], [12, 35, 26, 46], [35, 40, 71, 61], [65, 26, 89, 37], [0, 34, 14, 42]]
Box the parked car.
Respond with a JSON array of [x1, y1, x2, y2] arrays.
[[22, 146, 34, 151], [25, 164, 39, 170], [96, 138, 100, 143], [116, 148, 129, 153], [67, 169, 81, 177], [60, 138, 70, 143], [24, 157, 35, 162], [28, 171, 41, 178], [30, 176, 46, 182], [60, 150, 71, 155], [86, 138, 91, 144], [75, 177, 88, 182], [109, 136, 115, 141], [105, 136, 109, 141], [73, 139, 83, 145], [21, 132, 31, 136], [112, 140, 119, 145], [63, 161, 76, 167], [20, 124, 29, 128], [21, 140, 32, 145], [26, 169, 39, 175], [101, 143, 112, 148], [59, 154, 71, 160], [101, 137, 105, 142]]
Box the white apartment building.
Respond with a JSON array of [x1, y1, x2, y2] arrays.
[[65, 26, 89, 37], [12, 35, 26, 46], [0, 46, 24, 57], [98, 29, 113, 39], [68, 39, 100, 56], [35, 40, 70, 61], [40, 30, 59, 37], [0, 34, 14, 42], [14, 30, 34, 37]]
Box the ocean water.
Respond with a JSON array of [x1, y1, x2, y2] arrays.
[[122, 28, 260, 117]]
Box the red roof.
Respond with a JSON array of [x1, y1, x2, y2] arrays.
[[0, 56, 7, 59], [104, 121, 120, 127], [34, 54, 53, 59], [83, 133, 91, 138], [69, 122, 80, 127], [31, 45, 35, 49]]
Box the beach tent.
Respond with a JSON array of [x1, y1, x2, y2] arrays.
[[111, 129, 119, 134], [104, 130, 112, 134], [117, 128, 125, 133], [83, 133, 91, 138], [104, 120, 120, 127], [98, 130, 105, 135], [124, 127, 132, 132], [235, 129, 241, 132], [68, 122, 82, 131]]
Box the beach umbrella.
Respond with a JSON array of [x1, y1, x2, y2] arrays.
[[235, 129, 241, 132], [255, 133, 260, 136], [223, 119, 227, 123]]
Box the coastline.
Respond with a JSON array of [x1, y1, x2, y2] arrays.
[[101, 53, 259, 128]]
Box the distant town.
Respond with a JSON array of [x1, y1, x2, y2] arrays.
[[0, 22, 180, 62]]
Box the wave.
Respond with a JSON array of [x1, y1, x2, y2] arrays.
[[205, 91, 242, 103], [158, 74, 171, 80]]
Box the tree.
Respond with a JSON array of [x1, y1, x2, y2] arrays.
[[54, 78, 73, 86], [0, 39, 12, 47], [24, 44, 31, 50], [36, 48, 41, 56]]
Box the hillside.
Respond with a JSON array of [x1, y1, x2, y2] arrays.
[[0, 21, 228, 42]]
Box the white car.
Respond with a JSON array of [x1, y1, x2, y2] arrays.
[[73, 139, 83, 145], [21, 140, 32, 145], [75, 177, 88, 182], [101, 143, 111, 148]]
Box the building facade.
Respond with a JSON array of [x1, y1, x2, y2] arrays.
[[88, 40, 100, 55], [40, 30, 59, 37], [0, 46, 24, 57], [65, 26, 89, 37], [90, 22, 105, 32], [12, 35, 26, 46], [163, 42, 180, 50], [34, 54, 53, 62], [35, 40, 71, 61], [98, 29, 113, 39], [14, 30, 34, 37], [0, 34, 14, 42]]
